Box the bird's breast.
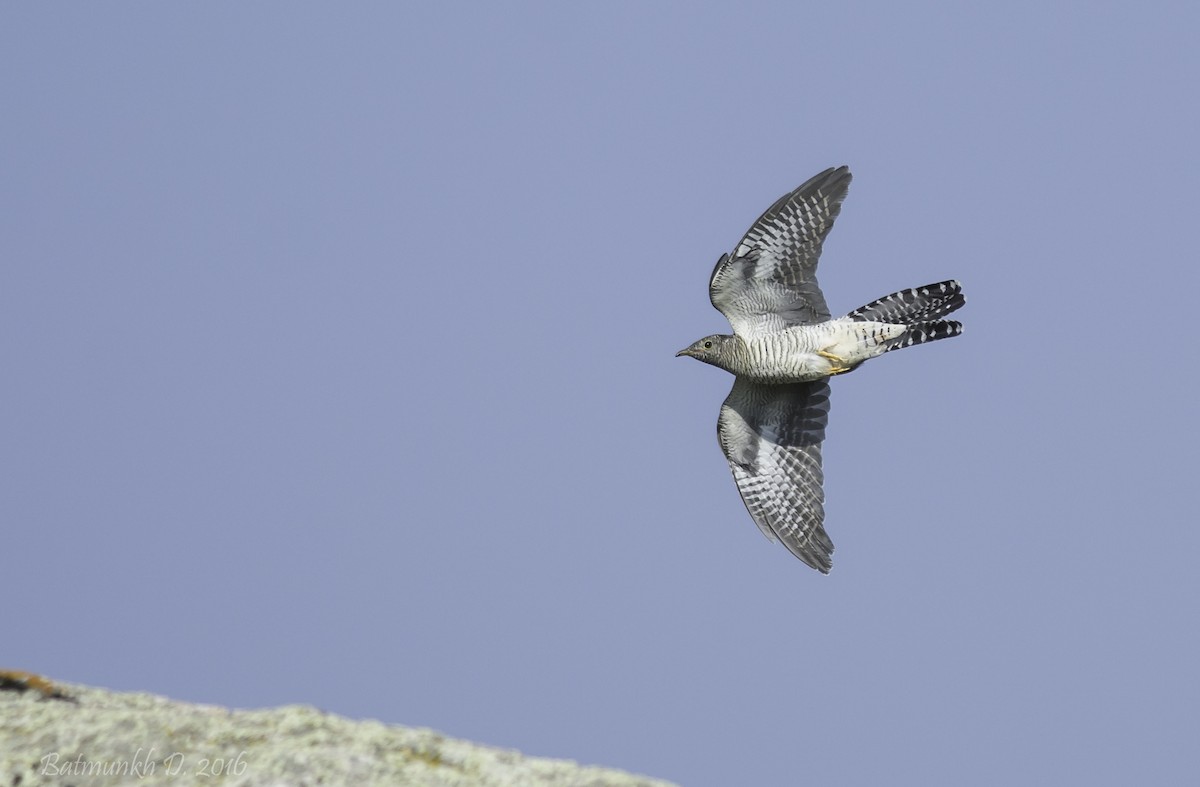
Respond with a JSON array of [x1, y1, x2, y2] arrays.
[[736, 328, 829, 383]]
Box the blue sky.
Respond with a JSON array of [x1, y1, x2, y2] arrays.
[[3, 3, 1198, 785]]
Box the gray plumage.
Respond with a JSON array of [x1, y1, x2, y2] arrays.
[[718, 378, 833, 571], [677, 166, 965, 573]]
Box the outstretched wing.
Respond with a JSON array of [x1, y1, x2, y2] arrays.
[[709, 166, 852, 339], [717, 377, 834, 573]]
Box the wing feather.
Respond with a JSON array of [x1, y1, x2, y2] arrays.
[[709, 167, 852, 339], [717, 378, 834, 573]]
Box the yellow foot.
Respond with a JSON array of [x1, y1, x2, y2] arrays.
[[0, 669, 75, 701], [817, 350, 852, 375]]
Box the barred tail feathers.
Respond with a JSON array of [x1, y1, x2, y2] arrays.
[[846, 280, 964, 325], [885, 320, 962, 352]]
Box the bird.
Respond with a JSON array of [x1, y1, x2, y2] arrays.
[[676, 166, 964, 573]]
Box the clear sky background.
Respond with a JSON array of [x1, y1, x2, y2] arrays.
[[4, 3, 1198, 785]]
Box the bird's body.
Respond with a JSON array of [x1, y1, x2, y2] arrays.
[[680, 319, 907, 382], [677, 166, 964, 573]]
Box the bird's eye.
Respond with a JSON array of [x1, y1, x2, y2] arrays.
[[703, 340, 713, 349]]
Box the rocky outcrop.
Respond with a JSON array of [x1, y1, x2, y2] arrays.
[[0, 677, 677, 787]]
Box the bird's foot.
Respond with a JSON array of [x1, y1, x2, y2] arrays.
[[817, 349, 852, 375]]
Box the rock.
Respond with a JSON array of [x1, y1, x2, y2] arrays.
[[0, 677, 678, 787]]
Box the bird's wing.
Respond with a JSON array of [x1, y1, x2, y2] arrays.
[[709, 166, 852, 339], [717, 377, 834, 573]]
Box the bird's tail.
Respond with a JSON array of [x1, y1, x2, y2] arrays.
[[846, 280, 964, 324], [845, 280, 964, 353]]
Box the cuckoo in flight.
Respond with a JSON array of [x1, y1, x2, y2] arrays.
[[676, 166, 964, 573]]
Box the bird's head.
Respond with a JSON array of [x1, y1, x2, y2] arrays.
[[675, 334, 739, 371]]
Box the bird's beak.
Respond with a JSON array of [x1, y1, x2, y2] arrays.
[[675, 347, 691, 358]]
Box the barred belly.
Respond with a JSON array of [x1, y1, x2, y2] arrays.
[[739, 327, 826, 383], [736, 320, 906, 383]]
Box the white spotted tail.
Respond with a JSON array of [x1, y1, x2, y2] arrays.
[[845, 280, 964, 353]]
